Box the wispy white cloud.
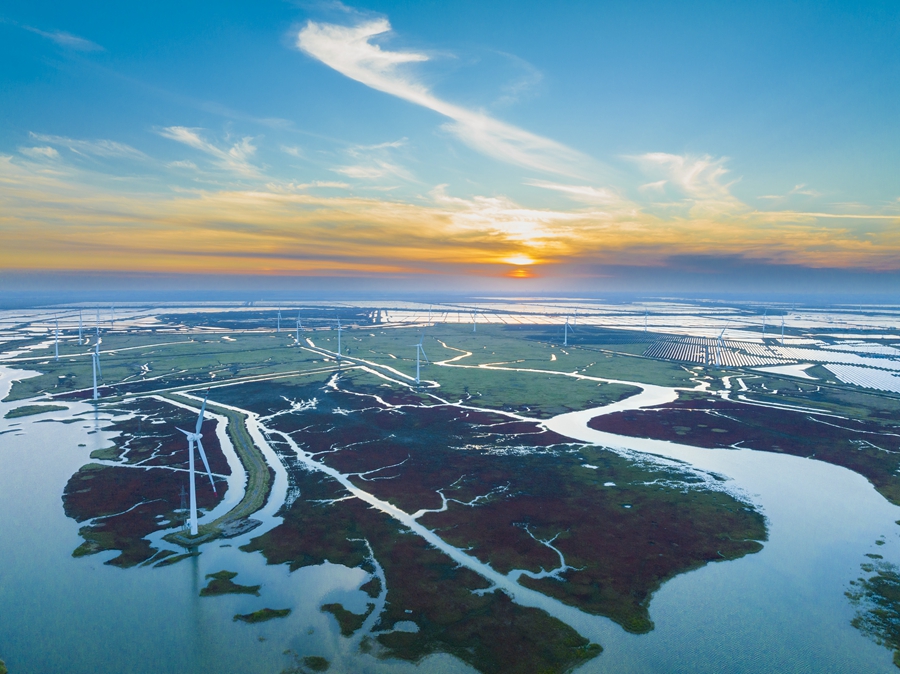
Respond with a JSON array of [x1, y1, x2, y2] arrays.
[[23, 26, 104, 51], [158, 127, 261, 177], [19, 146, 59, 160], [29, 133, 146, 159], [272, 180, 351, 191], [638, 179, 668, 193], [280, 145, 305, 157], [333, 160, 413, 181], [296, 19, 590, 177], [494, 52, 543, 107], [354, 138, 408, 150], [526, 179, 624, 206], [333, 135, 417, 182], [630, 152, 744, 215], [759, 183, 823, 200], [167, 160, 198, 170]]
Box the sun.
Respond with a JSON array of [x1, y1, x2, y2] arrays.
[[501, 254, 535, 266]]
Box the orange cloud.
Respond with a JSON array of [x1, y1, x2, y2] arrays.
[[1, 154, 899, 277]]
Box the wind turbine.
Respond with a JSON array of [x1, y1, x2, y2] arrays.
[[78, 310, 83, 345], [471, 312, 477, 333], [573, 309, 578, 326], [644, 310, 648, 333], [277, 309, 281, 333], [109, 305, 114, 329], [715, 323, 728, 368], [413, 333, 429, 384], [54, 316, 59, 362], [177, 390, 217, 537], [761, 308, 767, 342], [564, 316, 572, 347], [781, 315, 785, 346], [336, 317, 342, 361], [92, 340, 101, 400], [295, 312, 302, 345]]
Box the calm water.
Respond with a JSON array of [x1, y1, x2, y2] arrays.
[[0, 363, 897, 673]]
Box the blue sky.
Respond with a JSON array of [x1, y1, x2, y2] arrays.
[[1, 1, 898, 293]]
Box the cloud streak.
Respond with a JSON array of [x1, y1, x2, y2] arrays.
[[158, 127, 261, 177], [296, 19, 590, 177], [23, 26, 104, 51], [29, 133, 146, 160]]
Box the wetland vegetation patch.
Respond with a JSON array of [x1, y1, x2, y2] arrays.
[[847, 559, 900, 668], [321, 603, 371, 637], [234, 607, 291, 623], [200, 570, 260, 597], [4, 403, 67, 418]]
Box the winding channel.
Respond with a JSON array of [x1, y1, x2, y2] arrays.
[[178, 342, 900, 672]]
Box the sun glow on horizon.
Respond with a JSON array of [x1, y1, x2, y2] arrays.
[[502, 254, 536, 266]]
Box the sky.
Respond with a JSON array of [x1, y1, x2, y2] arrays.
[[1, 0, 898, 297]]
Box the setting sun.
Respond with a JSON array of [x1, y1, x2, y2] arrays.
[[501, 254, 536, 266]]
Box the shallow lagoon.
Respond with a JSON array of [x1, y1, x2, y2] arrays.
[[0, 369, 471, 674], [1, 361, 899, 673]]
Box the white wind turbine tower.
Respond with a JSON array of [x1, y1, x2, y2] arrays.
[[761, 308, 767, 342], [564, 316, 571, 347], [471, 312, 477, 333], [296, 312, 302, 345], [54, 316, 59, 361], [573, 309, 578, 326], [781, 315, 785, 346], [413, 333, 429, 385], [92, 340, 101, 400], [78, 310, 83, 345], [277, 309, 282, 333], [336, 317, 342, 361], [644, 310, 648, 333], [109, 305, 115, 329], [177, 390, 217, 536]]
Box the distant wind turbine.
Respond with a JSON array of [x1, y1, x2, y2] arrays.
[[413, 333, 429, 385], [177, 390, 217, 536], [296, 312, 302, 345], [277, 309, 281, 333], [92, 341, 101, 400], [761, 308, 767, 342], [54, 316, 59, 362], [644, 310, 648, 333], [336, 317, 342, 361], [471, 312, 477, 333], [109, 305, 114, 329], [715, 323, 729, 368], [564, 316, 572, 347], [781, 315, 785, 346], [78, 310, 83, 346]]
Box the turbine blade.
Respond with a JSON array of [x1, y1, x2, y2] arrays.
[[196, 438, 217, 493], [176, 427, 192, 436], [195, 388, 210, 434], [421, 347, 429, 363]]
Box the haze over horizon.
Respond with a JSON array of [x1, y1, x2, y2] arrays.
[[1, 1, 898, 297]]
